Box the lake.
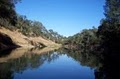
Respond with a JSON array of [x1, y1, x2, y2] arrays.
[[0, 47, 96, 79]]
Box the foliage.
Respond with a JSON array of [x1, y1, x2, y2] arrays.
[[16, 14, 65, 43], [64, 28, 100, 53], [96, 1, 120, 78], [98, 0, 120, 53], [64, 0, 120, 55], [0, 0, 21, 27], [0, 0, 64, 43], [104, 0, 120, 23], [48, 29, 65, 43]]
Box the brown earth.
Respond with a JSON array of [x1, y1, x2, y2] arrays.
[[0, 27, 61, 49]]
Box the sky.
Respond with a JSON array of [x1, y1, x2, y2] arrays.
[[16, 0, 105, 37]]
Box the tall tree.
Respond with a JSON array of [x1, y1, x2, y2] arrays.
[[104, 0, 120, 23], [98, 0, 120, 52], [0, 0, 21, 26]]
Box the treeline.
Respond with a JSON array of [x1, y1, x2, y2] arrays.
[[64, 0, 120, 54], [64, 1, 120, 78], [64, 28, 99, 52], [15, 15, 65, 43], [0, 0, 65, 44], [0, 0, 20, 26]]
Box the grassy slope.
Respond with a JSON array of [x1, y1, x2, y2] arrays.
[[0, 27, 61, 48]]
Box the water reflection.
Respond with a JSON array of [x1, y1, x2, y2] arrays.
[[0, 47, 102, 79]]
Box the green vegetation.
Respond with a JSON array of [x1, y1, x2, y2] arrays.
[[63, 1, 120, 79], [0, 0, 120, 79], [0, 0, 119, 55], [64, 0, 120, 54], [98, 0, 120, 53], [1, 0, 119, 53], [16, 15, 65, 43], [64, 28, 99, 52], [0, 0, 65, 44], [0, 0, 21, 27]]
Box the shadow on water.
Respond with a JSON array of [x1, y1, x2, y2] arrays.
[[94, 49, 120, 79], [0, 48, 15, 57], [0, 47, 59, 79], [0, 47, 119, 79], [60, 48, 120, 79]]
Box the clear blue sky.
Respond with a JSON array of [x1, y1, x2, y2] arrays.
[[16, 0, 105, 37]]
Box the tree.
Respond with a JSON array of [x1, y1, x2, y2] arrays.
[[0, 0, 21, 26], [98, 0, 120, 53], [63, 28, 99, 50], [104, 0, 120, 23]]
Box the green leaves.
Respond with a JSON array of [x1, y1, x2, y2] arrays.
[[0, 0, 20, 26], [64, 28, 99, 51], [98, 0, 120, 53], [104, 0, 120, 23]]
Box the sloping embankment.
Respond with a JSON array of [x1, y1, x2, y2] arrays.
[[0, 33, 19, 49], [0, 27, 61, 49]]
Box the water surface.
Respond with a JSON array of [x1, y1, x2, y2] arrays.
[[0, 48, 95, 79]]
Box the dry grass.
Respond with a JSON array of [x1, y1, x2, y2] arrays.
[[0, 27, 61, 48]]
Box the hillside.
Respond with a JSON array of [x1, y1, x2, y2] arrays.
[[0, 27, 61, 49], [0, 0, 64, 50]]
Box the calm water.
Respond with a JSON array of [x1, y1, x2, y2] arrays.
[[0, 48, 95, 79]]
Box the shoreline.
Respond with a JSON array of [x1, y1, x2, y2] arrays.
[[0, 27, 61, 50]]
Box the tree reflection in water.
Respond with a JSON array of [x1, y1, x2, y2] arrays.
[[58, 48, 120, 79], [0, 48, 60, 79], [0, 47, 119, 79]]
